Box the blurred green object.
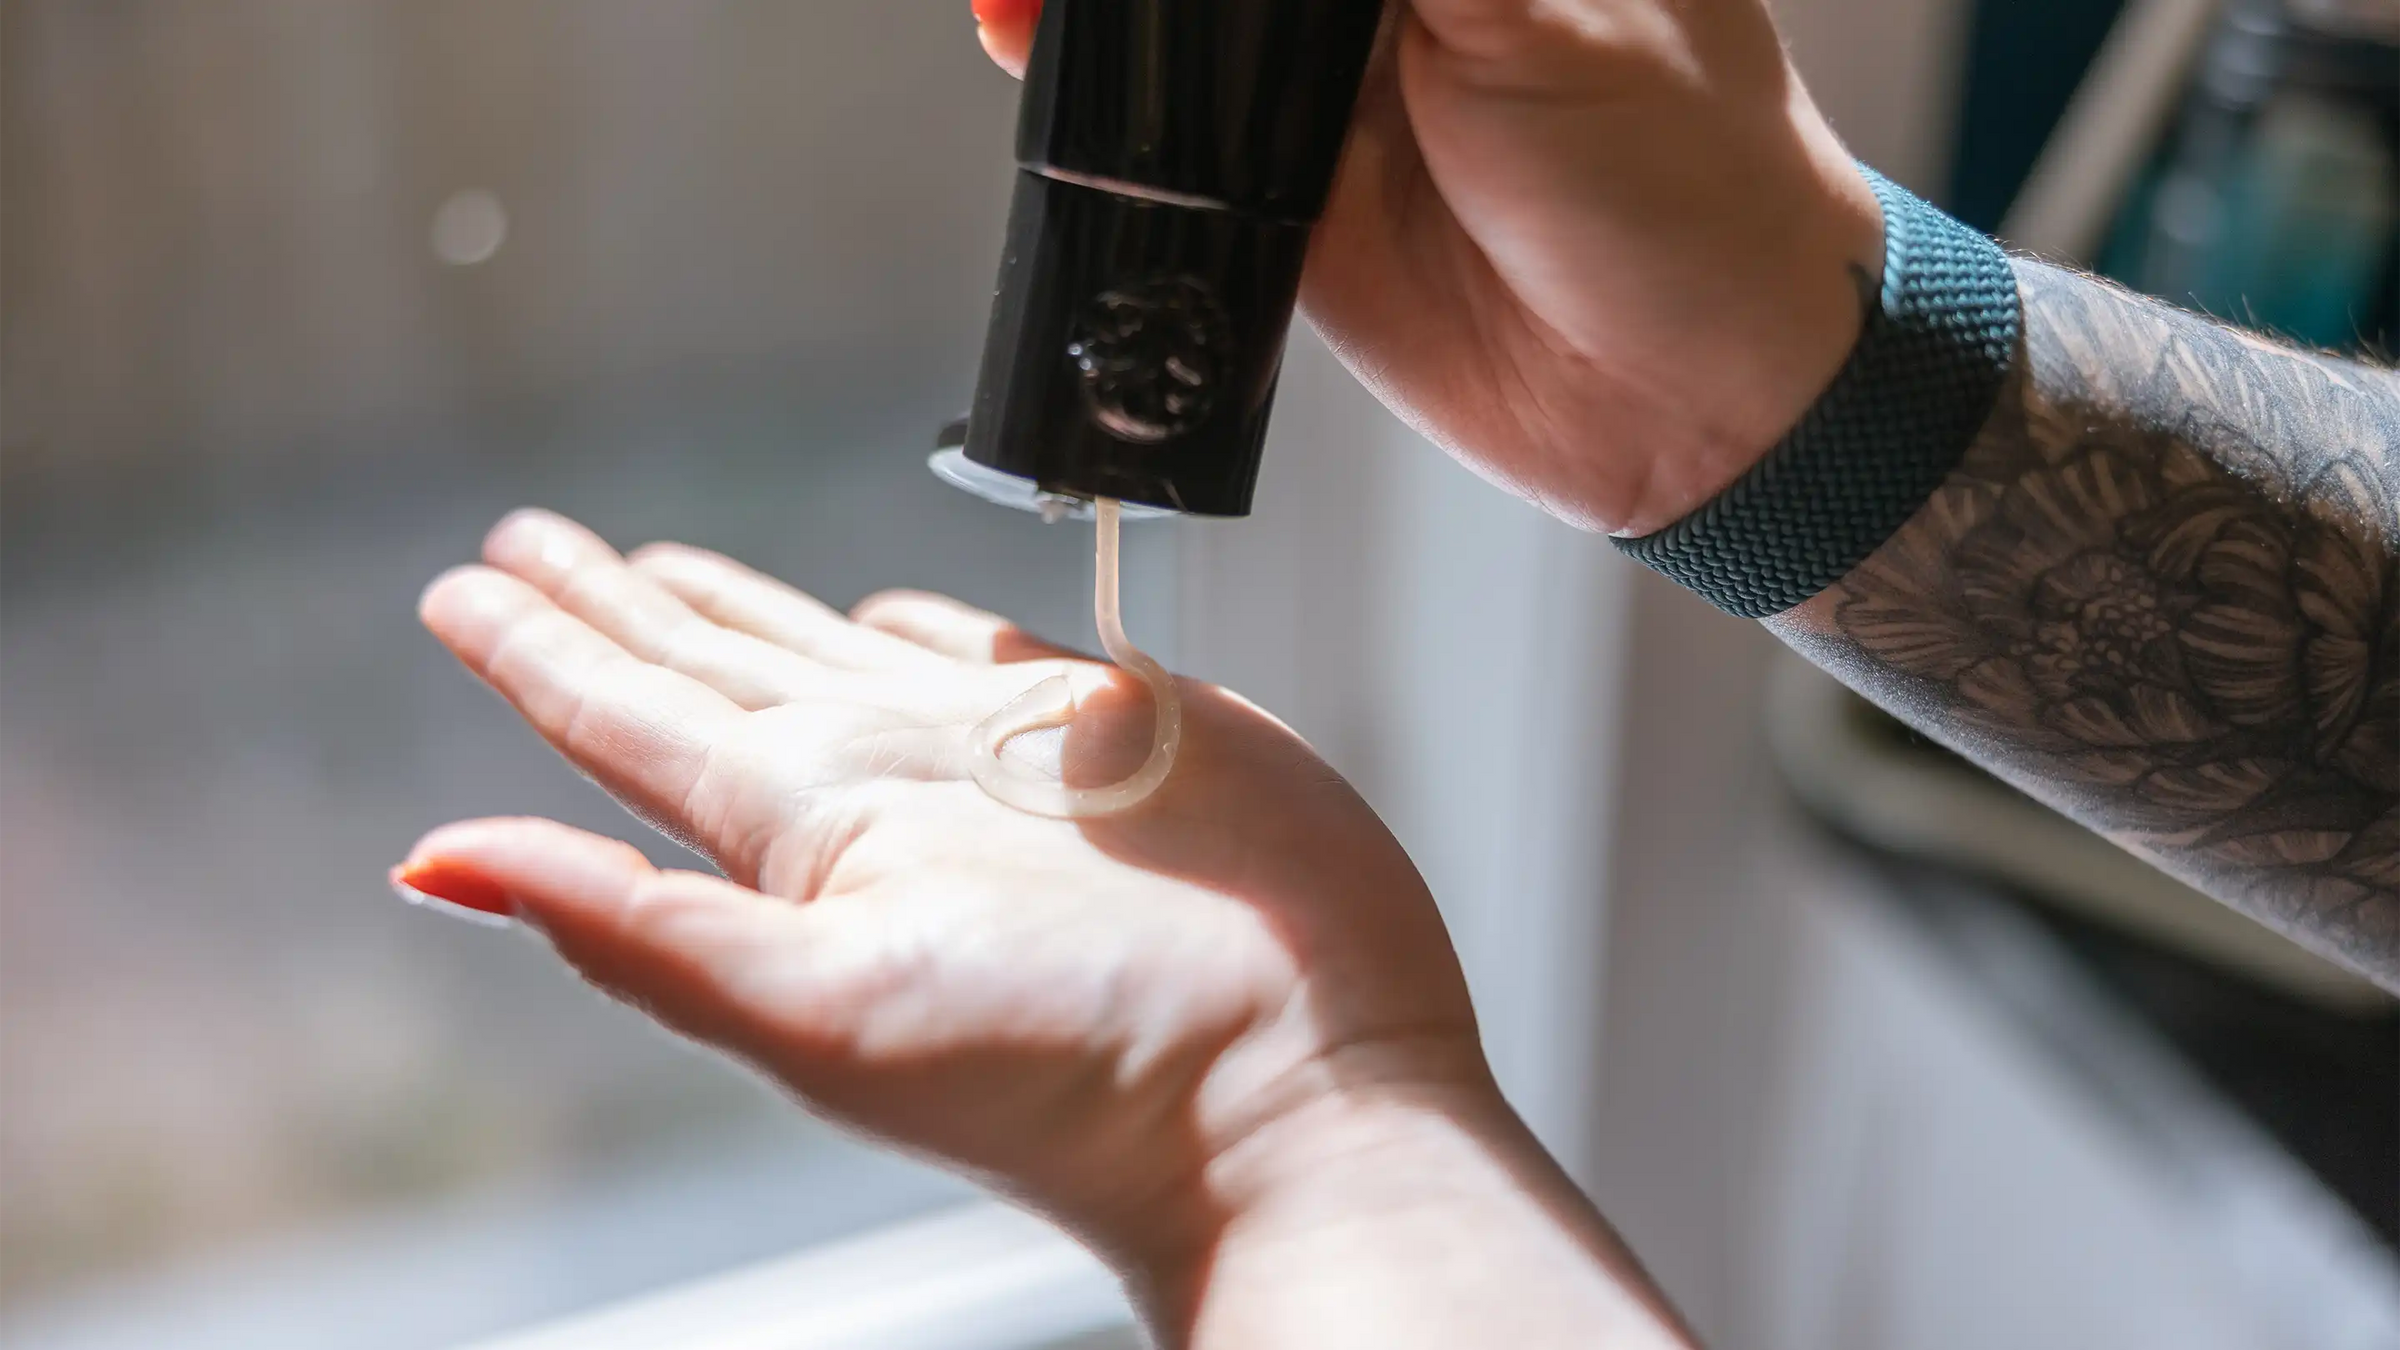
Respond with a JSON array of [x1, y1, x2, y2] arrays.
[[2100, 0, 2400, 353], [1947, 0, 2131, 233]]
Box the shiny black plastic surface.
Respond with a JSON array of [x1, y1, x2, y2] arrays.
[[965, 171, 1306, 516], [1016, 0, 1384, 219], [954, 0, 1380, 516]]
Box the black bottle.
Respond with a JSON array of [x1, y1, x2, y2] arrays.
[[935, 0, 1385, 518]]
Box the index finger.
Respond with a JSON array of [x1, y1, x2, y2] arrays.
[[419, 564, 744, 832]]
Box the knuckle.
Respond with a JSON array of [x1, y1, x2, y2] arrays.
[[848, 589, 922, 623], [651, 615, 714, 674]]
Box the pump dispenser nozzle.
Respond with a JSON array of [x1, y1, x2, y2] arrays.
[[933, 0, 1384, 518]]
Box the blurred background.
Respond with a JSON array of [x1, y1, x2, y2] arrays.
[[2, 2, 2394, 1349], [3, 5, 1029, 1345]]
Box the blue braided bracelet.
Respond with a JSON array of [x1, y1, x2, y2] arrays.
[[1614, 167, 2021, 618]]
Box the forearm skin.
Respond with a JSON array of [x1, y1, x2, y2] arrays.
[[1770, 259, 2400, 989]]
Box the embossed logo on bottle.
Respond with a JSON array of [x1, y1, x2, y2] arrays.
[[1066, 276, 1232, 443]]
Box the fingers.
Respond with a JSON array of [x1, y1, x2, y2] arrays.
[[972, 0, 1036, 78], [393, 817, 826, 1069], [628, 541, 947, 674], [419, 564, 741, 823], [483, 510, 882, 708], [852, 589, 1083, 665]]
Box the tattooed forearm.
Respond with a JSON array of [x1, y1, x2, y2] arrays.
[[1770, 260, 2400, 989]]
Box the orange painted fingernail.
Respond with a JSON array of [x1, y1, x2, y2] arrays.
[[390, 858, 515, 927]]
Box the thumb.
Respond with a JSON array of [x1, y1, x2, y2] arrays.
[[392, 817, 831, 1070]]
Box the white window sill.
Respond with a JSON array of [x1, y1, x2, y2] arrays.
[[459, 1202, 1137, 1350]]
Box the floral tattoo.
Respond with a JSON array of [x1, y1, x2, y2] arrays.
[[1773, 261, 2400, 989]]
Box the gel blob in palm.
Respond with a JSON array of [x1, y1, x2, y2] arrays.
[[970, 499, 1183, 818]]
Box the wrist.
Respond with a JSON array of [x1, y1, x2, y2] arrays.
[[1113, 1082, 1695, 1350], [1114, 1080, 1551, 1328], [1614, 166, 2022, 618], [1615, 112, 1885, 535]]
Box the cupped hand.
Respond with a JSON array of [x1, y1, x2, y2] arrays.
[[973, 0, 1883, 534], [398, 509, 1487, 1270]]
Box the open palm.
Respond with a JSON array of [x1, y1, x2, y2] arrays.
[[402, 509, 1483, 1250]]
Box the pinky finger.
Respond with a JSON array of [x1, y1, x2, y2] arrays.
[[392, 817, 819, 1063]]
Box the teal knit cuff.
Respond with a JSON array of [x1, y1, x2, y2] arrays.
[[1614, 167, 2021, 618]]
